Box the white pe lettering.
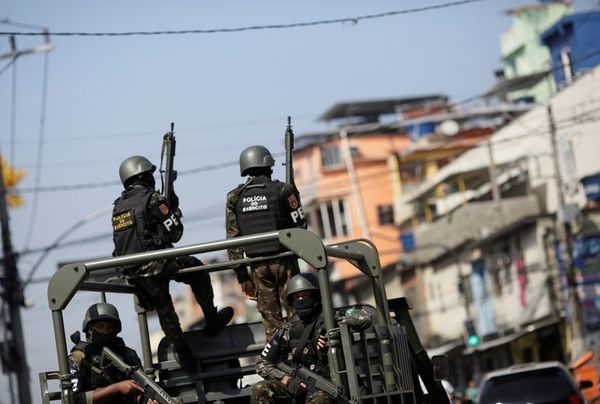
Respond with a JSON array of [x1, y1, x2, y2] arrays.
[[163, 214, 179, 231], [290, 207, 305, 223]]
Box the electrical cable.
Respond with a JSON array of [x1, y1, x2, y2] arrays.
[[9, 55, 17, 167], [15, 152, 285, 193], [455, 47, 600, 107], [0, 19, 48, 31], [11, 100, 599, 195], [12, 97, 600, 195], [2, 113, 316, 147], [0, 57, 17, 78], [23, 51, 50, 249], [0, 1, 485, 37]]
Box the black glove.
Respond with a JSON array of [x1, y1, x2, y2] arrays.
[[286, 377, 306, 397]]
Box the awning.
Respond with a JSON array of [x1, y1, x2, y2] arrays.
[[463, 331, 523, 355], [483, 70, 551, 97], [462, 317, 561, 355], [427, 339, 465, 357]]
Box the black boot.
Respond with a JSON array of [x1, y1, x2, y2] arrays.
[[171, 337, 197, 373], [203, 306, 234, 336]]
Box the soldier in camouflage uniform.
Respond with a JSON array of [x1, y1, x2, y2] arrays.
[[69, 303, 158, 404], [251, 273, 334, 404], [226, 145, 307, 340], [112, 156, 233, 371]]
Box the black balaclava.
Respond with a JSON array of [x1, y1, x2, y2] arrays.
[[292, 292, 321, 321], [88, 322, 118, 348], [126, 172, 155, 190]]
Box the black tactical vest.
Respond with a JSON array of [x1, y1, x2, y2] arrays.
[[73, 340, 139, 400], [112, 186, 164, 257], [235, 180, 287, 257], [288, 314, 328, 376]]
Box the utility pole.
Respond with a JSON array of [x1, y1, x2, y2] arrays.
[[547, 104, 584, 358], [340, 128, 371, 239], [0, 158, 32, 404], [0, 26, 52, 404], [0, 30, 52, 61]]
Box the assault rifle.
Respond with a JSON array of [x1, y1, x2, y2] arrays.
[[277, 361, 340, 399], [160, 122, 177, 206], [101, 347, 182, 404], [284, 116, 295, 187]]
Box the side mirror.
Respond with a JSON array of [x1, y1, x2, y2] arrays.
[[579, 380, 593, 390], [432, 355, 450, 381]]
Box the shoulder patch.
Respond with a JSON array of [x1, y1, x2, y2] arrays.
[[288, 195, 299, 209], [158, 203, 169, 215]]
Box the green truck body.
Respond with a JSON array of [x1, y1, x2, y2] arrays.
[[40, 228, 449, 403]]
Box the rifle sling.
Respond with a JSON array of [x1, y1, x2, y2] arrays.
[[292, 320, 316, 366]]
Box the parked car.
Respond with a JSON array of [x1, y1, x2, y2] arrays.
[[478, 361, 588, 404], [570, 351, 600, 403]]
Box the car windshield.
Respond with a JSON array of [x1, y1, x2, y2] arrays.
[[479, 367, 577, 404]]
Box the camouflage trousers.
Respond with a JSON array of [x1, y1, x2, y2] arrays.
[[252, 257, 299, 340], [127, 255, 217, 342], [250, 380, 334, 404]]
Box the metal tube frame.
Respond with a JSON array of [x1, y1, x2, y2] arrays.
[[47, 229, 393, 402], [48, 229, 329, 402]]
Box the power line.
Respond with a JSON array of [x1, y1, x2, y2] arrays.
[[13, 101, 600, 195], [0, 1, 484, 38], [15, 152, 285, 193], [455, 45, 600, 107], [0, 19, 48, 31], [21, 138, 282, 169], [2, 113, 316, 146], [16, 202, 224, 258], [23, 51, 50, 249], [9, 48, 17, 167]]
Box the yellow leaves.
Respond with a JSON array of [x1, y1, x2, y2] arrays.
[[0, 157, 26, 208]]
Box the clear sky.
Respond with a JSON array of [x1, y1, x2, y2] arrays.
[[0, 0, 597, 401]]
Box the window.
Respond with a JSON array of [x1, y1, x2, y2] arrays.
[[320, 145, 342, 168], [377, 205, 394, 225], [310, 199, 351, 239]]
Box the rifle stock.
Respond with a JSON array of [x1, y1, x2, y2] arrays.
[[277, 361, 340, 399], [101, 347, 182, 404], [161, 122, 177, 204], [285, 116, 295, 187]]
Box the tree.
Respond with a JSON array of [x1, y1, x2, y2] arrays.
[[0, 156, 26, 208]]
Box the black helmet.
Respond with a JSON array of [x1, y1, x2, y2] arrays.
[[239, 145, 275, 176], [119, 155, 156, 186], [82, 303, 122, 334], [286, 273, 319, 304]]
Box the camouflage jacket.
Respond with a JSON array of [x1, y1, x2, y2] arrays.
[[226, 175, 306, 283], [255, 312, 327, 381]]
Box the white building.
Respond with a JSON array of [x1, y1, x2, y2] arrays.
[[395, 64, 600, 375]]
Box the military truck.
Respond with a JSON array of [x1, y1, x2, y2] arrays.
[[40, 228, 450, 403]]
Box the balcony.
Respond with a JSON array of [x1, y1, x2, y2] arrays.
[[404, 195, 542, 264]]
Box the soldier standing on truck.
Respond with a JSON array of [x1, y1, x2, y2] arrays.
[[226, 145, 307, 340], [112, 156, 233, 371], [69, 303, 159, 404], [251, 273, 334, 404]]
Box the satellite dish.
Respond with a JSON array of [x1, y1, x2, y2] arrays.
[[439, 120, 460, 136]]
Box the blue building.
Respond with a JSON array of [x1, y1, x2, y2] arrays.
[[541, 11, 600, 89]]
